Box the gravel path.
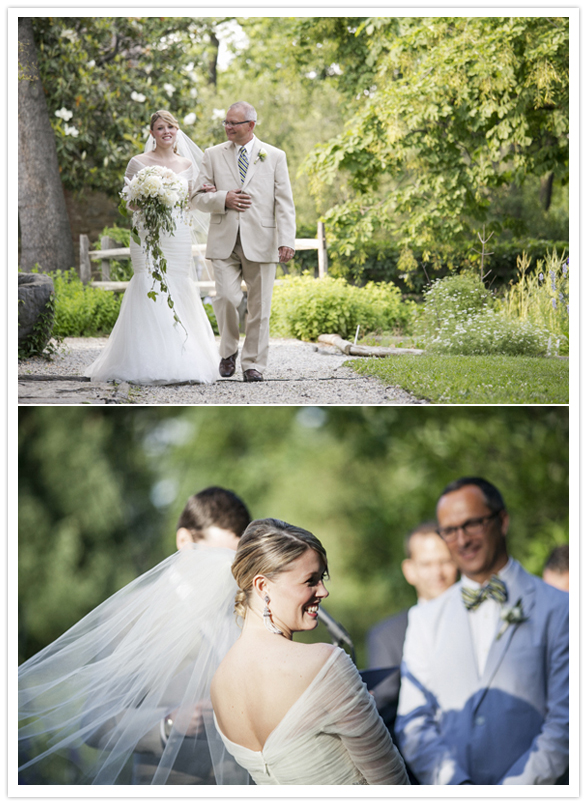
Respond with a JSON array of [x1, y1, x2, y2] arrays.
[[18, 337, 428, 405]]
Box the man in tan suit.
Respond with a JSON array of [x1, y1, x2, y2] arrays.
[[193, 101, 296, 381]]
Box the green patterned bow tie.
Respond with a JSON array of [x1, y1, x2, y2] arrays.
[[461, 575, 507, 611]]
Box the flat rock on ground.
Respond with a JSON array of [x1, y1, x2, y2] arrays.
[[18, 337, 428, 405]]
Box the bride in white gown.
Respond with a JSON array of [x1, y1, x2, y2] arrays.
[[85, 111, 220, 385], [212, 519, 409, 785], [18, 519, 408, 785]]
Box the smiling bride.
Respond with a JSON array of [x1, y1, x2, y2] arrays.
[[211, 519, 409, 785], [85, 110, 220, 385]]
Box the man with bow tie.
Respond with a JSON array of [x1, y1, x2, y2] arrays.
[[395, 477, 569, 785], [193, 101, 296, 382]]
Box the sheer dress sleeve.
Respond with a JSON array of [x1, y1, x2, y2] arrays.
[[321, 648, 409, 784]]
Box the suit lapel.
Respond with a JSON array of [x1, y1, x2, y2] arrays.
[[443, 585, 480, 687], [241, 139, 262, 190], [221, 142, 241, 185], [473, 561, 536, 712]]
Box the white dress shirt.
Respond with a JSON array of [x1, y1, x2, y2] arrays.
[[461, 557, 513, 676]]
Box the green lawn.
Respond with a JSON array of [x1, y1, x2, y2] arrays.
[[351, 354, 569, 404]]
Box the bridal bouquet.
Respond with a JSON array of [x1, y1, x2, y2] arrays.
[[119, 165, 190, 328]]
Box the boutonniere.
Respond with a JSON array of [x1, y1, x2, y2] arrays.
[[255, 149, 267, 164], [496, 597, 528, 640]]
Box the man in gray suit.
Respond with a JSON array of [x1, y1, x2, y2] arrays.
[[396, 477, 569, 785], [193, 101, 296, 382], [367, 522, 457, 737]]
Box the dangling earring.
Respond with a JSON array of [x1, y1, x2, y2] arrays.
[[263, 594, 283, 635]]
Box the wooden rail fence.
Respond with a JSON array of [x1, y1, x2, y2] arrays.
[[79, 221, 328, 295]]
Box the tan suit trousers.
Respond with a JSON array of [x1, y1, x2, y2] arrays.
[[212, 233, 276, 374]]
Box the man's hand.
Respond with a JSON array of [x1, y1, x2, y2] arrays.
[[279, 246, 295, 263], [168, 700, 213, 737], [226, 189, 252, 211]]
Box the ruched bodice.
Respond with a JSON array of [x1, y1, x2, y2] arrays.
[[213, 648, 409, 786], [86, 157, 219, 385]]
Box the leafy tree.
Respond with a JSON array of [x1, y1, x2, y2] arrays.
[[18, 17, 76, 272], [304, 16, 569, 267], [18, 408, 166, 662], [30, 16, 230, 196]]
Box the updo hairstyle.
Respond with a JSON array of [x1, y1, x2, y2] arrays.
[[231, 518, 328, 620], [150, 110, 181, 153]]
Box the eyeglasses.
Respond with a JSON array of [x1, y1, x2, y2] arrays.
[[436, 511, 502, 543], [222, 120, 252, 127]]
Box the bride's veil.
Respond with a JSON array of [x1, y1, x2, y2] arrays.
[[18, 545, 249, 785]]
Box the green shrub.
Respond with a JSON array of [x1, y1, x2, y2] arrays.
[[92, 225, 133, 281], [270, 274, 415, 341], [419, 271, 560, 357], [204, 302, 219, 335], [323, 236, 569, 293], [53, 269, 122, 337], [426, 309, 552, 357], [419, 273, 494, 340]]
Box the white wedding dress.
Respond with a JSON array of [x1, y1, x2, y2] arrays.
[[85, 156, 220, 385], [214, 647, 409, 785]]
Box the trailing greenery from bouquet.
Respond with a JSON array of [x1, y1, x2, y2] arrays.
[[119, 165, 190, 332]]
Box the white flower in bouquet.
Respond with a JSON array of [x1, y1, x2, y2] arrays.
[[119, 165, 190, 329]]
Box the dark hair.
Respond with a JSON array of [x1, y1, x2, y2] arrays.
[[544, 544, 569, 573], [439, 477, 506, 513], [176, 487, 251, 542], [232, 519, 328, 619], [404, 521, 441, 559]]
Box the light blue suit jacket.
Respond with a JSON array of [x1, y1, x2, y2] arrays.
[[395, 559, 569, 785]]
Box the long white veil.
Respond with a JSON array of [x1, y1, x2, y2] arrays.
[[145, 130, 213, 284], [18, 546, 250, 785]]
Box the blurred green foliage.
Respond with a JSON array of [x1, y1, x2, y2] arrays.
[[18, 406, 568, 667]]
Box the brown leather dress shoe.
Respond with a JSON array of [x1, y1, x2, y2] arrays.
[[243, 369, 264, 382], [219, 352, 238, 378]]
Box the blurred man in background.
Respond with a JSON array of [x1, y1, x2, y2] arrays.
[[542, 544, 569, 592], [367, 522, 458, 738]]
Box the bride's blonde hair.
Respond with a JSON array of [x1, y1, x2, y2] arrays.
[[232, 519, 328, 620], [150, 110, 181, 153]]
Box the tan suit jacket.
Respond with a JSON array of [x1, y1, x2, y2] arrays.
[[192, 138, 296, 263]]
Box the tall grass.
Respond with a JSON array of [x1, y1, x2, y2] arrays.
[[498, 250, 569, 355]]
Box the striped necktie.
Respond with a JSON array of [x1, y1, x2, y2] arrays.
[[238, 146, 249, 184], [461, 575, 507, 611]]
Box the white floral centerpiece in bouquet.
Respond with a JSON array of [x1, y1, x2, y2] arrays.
[[119, 165, 190, 328]]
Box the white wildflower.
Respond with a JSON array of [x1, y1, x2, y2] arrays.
[[55, 108, 73, 121], [63, 125, 79, 137], [163, 83, 175, 96], [131, 91, 146, 103], [212, 108, 225, 121], [183, 112, 196, 126]]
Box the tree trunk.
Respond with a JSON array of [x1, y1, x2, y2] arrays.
[[540, 171, 555, 212], [18, 17, 76, 273], [207, 31, 219, 87]]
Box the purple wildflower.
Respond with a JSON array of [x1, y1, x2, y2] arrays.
[[552, 299, 557, 310]]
